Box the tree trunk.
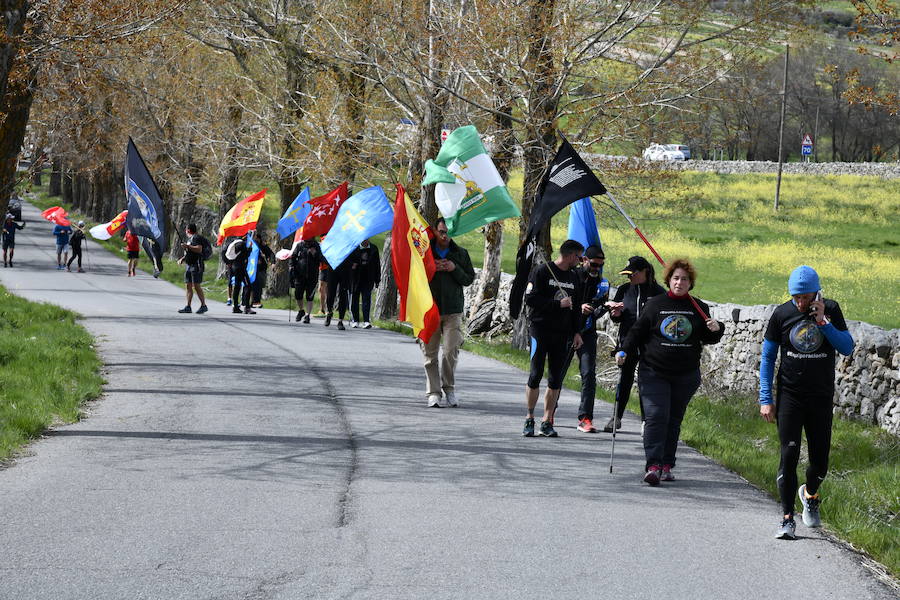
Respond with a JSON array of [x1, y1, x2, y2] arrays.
[[373, 231, 398, 320], [0, 54, 36, 217], [48, 156, 61, 196], [62, 166, 72, 205], [30, 167, 40, 186]]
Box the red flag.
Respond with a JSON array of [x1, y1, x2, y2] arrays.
[[391, 184, 439, 343], [41, 206, 70, 226], [300, 182, 349, 240]]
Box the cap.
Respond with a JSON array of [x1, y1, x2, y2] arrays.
[[77, 220, 85, 227], [620, 255, 651, 275], [788, 265, 820, 295]]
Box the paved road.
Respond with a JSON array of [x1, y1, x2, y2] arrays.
[[0, 202, 893, 600]]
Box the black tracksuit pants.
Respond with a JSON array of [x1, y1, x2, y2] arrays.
[[639, 365, 701, 470], [776, 387, 833, 516]]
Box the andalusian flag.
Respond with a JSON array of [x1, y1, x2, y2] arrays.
[[217, 189, 266, 245], [391, 184, 439, 343], [423, 125, 519, 236]]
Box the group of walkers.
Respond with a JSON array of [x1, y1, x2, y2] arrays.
[[11, 208, 857, 542], [504, 234, 853, 540]]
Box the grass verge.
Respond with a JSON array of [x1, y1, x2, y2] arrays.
[[0, 285, 104, 463], [375, 319, 899, 579]]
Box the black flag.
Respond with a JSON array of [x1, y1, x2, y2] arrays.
[[526, 137, 606, 239], [510, 137, 606, 318], [124, 138, 167, 274]]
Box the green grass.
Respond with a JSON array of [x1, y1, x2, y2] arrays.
[[375, 319, 899, 579], [0, 285, 104, 462]]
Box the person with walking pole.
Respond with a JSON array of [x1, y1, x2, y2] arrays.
[[759, 266, 854, 540], [522, 239, 584, 437], [66, 221, 86, 272], [617, 258, 723, 485], [289, 237, 321, 324], [572, 245, 610, 434]]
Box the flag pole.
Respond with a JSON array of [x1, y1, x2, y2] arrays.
[[602, 191, 709, 321]]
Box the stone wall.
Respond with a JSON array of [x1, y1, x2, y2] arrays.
[[464, 270, 900, 435], [587, 156, 900, 179]]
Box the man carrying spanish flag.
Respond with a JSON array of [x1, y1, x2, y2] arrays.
[[392, 184, 474, 408]]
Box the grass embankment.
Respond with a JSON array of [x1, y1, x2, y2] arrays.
[[0, 286, 104, 462], [377, 319, 900, 578]]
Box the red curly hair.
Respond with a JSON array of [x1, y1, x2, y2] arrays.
[[662, 258, 697, 290]]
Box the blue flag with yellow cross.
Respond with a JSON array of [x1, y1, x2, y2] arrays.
[[276, 187, 311, 239], [320, 186, 393, 268]]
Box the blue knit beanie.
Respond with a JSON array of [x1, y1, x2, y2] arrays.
[[788, 265, 820, 295]]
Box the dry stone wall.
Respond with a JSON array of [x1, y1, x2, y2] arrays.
[[464, 270, 900, 435]]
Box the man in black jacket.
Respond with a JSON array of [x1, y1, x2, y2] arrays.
[[573, 245, 610, 433], [605, 255, 665, 432], [290, 238, 322, 323], [349, 239, 380, 328], [522, 239, 584, 438], [226, 234, 254, 314]]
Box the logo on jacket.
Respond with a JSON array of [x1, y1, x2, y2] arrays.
[[789, 320, 823, 353], [659, 315, 692, 343]]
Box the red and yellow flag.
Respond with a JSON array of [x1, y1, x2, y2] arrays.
[[89, 210, 128, 240], [217, 189, 266, 245], [391, 184, 439, 343]]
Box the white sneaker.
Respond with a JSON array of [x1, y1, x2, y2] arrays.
[[427, 394, 441, 408], [350, 321, 359, 328], [363, 321, 372, 329], [445, 391, 459, 407], [436, 394, 450, 408]]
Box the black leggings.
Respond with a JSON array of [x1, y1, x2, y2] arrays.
[[67, 246, 82, 269], [232, 268, 252, 308], [776, 388, 833, 516], [528, 334, 570, 390]]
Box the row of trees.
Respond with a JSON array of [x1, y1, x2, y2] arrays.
[[1, 1, 896, 321]]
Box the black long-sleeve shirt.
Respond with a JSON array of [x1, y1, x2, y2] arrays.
[[610, 280, 666, 346], [525, 261, 583, 339], [621, 292, 724, 376]]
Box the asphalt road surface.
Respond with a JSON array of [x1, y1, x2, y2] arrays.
[[0, 202, 894, 599]]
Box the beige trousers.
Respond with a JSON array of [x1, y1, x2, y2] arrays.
[[421, 312, 464, 397]]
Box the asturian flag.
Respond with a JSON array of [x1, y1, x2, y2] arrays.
[[246, 231, 260, 284], [276, 187, 311, 240], [422, 125, 519, 236], [124, 138, 167, 274], [320, 186, 393, 269], [89, 210, 128, 240], [567, 197, 602, 251], [391, 184, 439, 343]]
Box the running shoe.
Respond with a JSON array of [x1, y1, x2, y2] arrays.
[[66, 265, 71, 272], [350, 320, 358, 328], [775, 517, 797, 540], [661, 464, 675, 482], [226, 298, 232, 306], [295, 312, 303, 322], [77, 268, 84, 273], [324, 313, 332, 326], [427, 394, 441, 408], [577, 418, 597, 433], [363, 322, 372, 329], [539, 420, 558, 437], [302, 314, 310, 324], [602, 417, 622, 433], [244, 307, 256, 315], [232, 307, 242, 314], [196, 305, 208, 314], [445, 391, 459, 407], [178, 305, 192, 314], [337, 321, 345, 330], [798, 485, 822, 528], [523, 418, 535, 437], [643, 465, 661, 486]]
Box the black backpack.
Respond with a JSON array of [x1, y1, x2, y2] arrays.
[[197, 235, 213, 261]]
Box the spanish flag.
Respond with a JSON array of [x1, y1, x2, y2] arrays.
[[391, 184, 439, 343], [217, 189, 266, 245]]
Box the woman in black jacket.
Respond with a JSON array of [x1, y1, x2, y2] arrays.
[[617, 258, 724, 486], [604, 256, 665, 432], [349, 239, 381, 328]]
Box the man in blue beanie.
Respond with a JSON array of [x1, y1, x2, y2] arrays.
[[759, 265, 854, 540]]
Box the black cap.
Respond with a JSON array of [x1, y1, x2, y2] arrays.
[[619, 255, 651, 275]]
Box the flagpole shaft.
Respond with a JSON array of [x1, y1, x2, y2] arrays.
[[603, 192, 710, 322]]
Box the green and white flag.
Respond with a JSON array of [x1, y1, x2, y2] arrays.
[[423, 125, 520, 236]]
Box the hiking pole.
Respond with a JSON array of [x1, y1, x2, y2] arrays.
[[609, 392, 620, 473], [603, 191, 709, 321], [288, 283, 292, 322]]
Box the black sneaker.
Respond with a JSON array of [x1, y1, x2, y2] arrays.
[[337, 321, 345, 330], [523, 418, 535, 437], [295, 309, 305, 322], [538, 420, 558, 437], [178, 306, 192, 314], [196, 305, 208, 314], [324, 313, 332, 326], [232, 307, 242, 314], [302, 314, 310, 324], [244, 307, 256, 315]]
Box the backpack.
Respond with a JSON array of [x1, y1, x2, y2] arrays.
[[197, 235, 213, 261]]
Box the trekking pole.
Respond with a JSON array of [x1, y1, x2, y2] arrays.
[[288, 283, 292, 322], [609, 393, 620, 473]]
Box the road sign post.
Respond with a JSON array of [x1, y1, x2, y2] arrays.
[[801, 133, 813, 162]]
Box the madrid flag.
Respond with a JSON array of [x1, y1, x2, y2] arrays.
[[89, 210, 128, 240], [217, 189, 266, 245], [391, 184, 439, 344], [300, 182, 349, 241]]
